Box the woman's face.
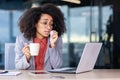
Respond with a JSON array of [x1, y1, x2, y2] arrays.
[[36, 14, 53, 39]]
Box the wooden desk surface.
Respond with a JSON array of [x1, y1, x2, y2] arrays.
[[0, 69, 120, 80]]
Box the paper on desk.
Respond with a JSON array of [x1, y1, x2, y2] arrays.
[[0, 71, 21, 76]]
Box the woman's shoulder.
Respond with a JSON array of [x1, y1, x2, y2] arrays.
[[17, 34, 25, 39], [17, 34, 31, 42]]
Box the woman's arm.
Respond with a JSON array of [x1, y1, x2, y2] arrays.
[[49, 36, 63, 69], [15, 35, 31, 70]]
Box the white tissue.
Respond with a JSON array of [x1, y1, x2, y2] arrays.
[[50, 30, 54, 36]]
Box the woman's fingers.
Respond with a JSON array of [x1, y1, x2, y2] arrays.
[[50, 31, 58, 48], [22, 43, 31, 62], [22, 43, 30, 55]]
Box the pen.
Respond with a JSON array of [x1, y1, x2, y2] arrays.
[[0, 71, 8, 74]]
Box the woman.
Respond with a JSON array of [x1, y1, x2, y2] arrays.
[[15, 3, 66, 70]]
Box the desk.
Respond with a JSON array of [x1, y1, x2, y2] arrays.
[[0, 69, 120, 80]]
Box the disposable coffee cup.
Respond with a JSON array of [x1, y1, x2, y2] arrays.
[[29, 43, 40, 56]]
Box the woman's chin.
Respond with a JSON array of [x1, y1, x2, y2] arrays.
[[44, 34, 49, 37]]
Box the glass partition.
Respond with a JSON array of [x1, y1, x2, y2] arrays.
[[0, 3, 114, 69]]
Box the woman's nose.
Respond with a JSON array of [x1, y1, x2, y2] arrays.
[[47, 25, 51, 29]]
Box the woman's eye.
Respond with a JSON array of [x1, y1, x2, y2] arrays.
[[43, 22, 47, 25], [50, 23, 53, 26], [40, 21, 53, 27]]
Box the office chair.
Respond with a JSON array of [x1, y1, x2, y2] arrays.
[[5, 43, 15, 70]]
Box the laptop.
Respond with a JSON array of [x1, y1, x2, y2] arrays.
[[48, 43, 102, 74]]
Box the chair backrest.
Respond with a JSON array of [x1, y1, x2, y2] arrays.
[[5, 43, 15, 70]]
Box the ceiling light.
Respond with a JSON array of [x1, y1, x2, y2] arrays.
[[62, 0, 81, 4], [31, 2, 39, 8]]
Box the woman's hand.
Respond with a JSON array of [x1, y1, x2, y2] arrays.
[[50, 30, 58, 48], [22, 43, 31, 62]]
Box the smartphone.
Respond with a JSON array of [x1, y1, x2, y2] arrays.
[[31, 71, 48, 74]]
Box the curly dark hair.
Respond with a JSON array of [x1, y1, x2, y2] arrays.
[[18, 3, 66, 40]]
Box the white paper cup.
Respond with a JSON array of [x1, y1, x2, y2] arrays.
[[29, 43, 40, 56]]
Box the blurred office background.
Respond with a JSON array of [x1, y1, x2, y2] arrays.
[[0, 0, 120, 69]]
